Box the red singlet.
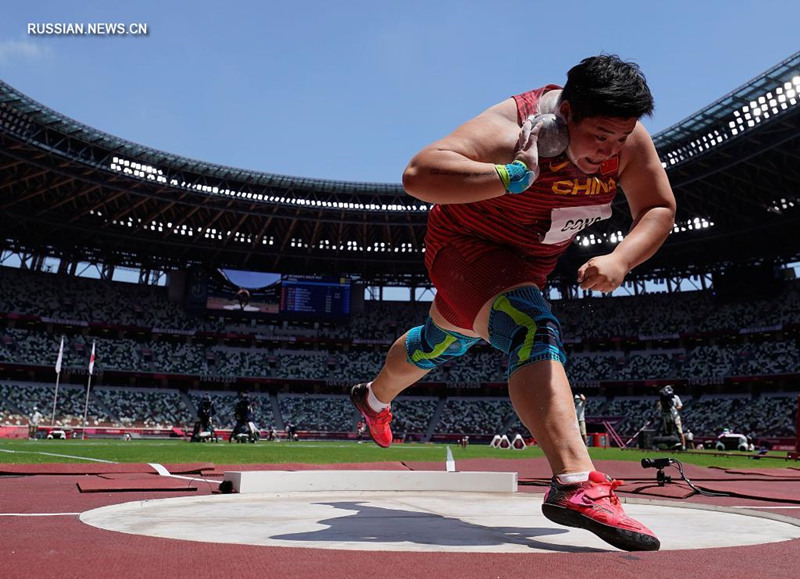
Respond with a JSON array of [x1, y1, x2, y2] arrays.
[[426, 86, 621, 329]]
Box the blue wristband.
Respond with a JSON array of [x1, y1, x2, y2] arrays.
[[495, 160, 534, 194]]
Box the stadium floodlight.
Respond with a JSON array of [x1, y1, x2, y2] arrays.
[[657, 62, 800, 168]]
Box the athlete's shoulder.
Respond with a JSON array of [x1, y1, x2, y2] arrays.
[[619, 122, 659, 174]]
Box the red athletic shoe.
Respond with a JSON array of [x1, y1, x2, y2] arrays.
[[542, 471, 660, 551], [350, 383, 393, 448]]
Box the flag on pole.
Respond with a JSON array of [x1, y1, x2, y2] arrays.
[[88, 341, 96, 375], [55, 336, 64, 374]]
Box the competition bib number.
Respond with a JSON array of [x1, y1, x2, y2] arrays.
[[540, 204, 613, 245]]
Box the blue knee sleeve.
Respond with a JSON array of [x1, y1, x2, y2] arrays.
[[405, 317, 481, 370], [487, 286, 566, 378]]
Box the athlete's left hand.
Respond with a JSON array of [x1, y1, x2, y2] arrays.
[[577, 254, 629, 293]]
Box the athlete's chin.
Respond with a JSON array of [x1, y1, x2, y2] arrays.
[[566, 149, 603, 174], [576, 160, 602, 174]]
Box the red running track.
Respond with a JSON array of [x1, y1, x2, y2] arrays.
[[2, 459, 799, 579]]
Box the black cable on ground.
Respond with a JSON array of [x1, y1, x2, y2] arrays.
[[641, 458, 731, 497]]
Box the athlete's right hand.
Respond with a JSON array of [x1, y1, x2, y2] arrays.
[[514, 117, 544, 182]]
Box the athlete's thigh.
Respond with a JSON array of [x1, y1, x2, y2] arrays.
[[429, 300, 482, 339]]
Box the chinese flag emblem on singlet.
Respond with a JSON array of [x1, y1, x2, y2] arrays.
[[600, 157, 619, 176]]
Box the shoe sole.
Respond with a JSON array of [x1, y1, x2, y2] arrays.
[[349, 386, 391, 449], [542, 503, 660, 552]]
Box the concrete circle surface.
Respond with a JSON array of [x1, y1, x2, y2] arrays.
[[80, 491, 800, 553]]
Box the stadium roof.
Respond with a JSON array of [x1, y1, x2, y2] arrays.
[[1, 50, 799, 285]]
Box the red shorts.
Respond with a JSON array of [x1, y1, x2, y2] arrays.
[[429, 244, 548, 330]]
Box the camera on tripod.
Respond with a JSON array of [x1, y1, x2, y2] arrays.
[[641, 458, 674, 469], [641, 457, 675, 486]]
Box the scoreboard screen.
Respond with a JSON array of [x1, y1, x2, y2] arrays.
[[280, 275, 351, 316], [203, 269, 280, 314]]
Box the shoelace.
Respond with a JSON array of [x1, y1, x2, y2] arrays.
[[371, 408, 392, 425], [591, 477, 624, 505]]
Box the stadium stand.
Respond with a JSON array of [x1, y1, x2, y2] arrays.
[[0, 266, 797, 445]]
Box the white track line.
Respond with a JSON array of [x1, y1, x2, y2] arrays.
[[0, 448, 115, 463], [0, 450, 218, 484], [0, 448, 117, 464]]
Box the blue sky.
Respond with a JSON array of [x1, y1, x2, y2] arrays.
[[1, 1, 799, 184]]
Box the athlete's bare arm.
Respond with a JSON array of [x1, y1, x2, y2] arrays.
[[577, 123, 676, 292], [402, 99, 521, 204], [615, 124, 676, 268]]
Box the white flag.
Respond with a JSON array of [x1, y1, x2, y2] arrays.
[[88, 341, 96, 375], [55, 336, 64, 374]]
